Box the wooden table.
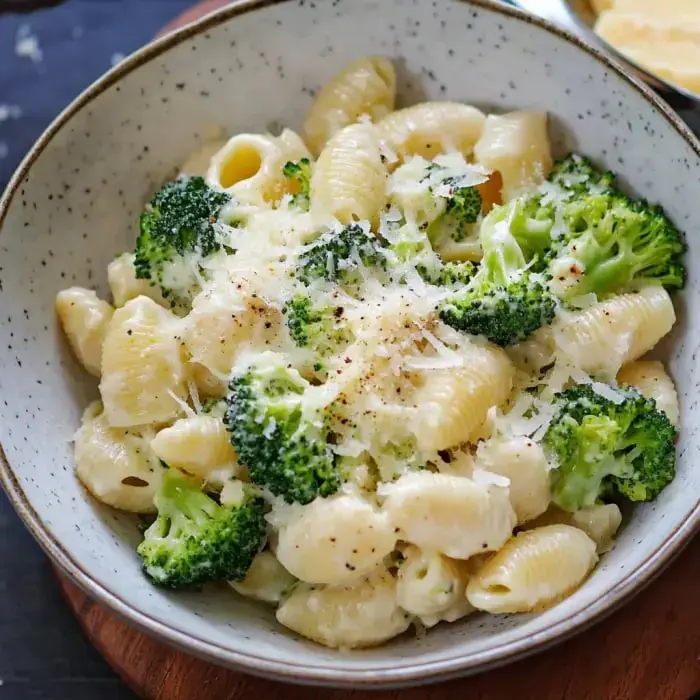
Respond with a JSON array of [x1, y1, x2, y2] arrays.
[[57, 538, 700, 699], [55, 2, 700, 697]]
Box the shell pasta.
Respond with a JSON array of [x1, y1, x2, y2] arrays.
[[57, 56, 684, 650]]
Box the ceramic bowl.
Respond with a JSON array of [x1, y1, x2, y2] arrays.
[[0, 0, 698, 688]]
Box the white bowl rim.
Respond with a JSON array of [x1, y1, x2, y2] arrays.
[[0, 0, 698, 687]]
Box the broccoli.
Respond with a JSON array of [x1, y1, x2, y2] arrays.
[[411, 158, 483, 242], [382, 219, 474, 288], [505, 196, 557, 265], [548, 190, 686, 300], [544, 384, 677, 511], [295, 224, 387, 288], [226, 352, 340, 504], [137, 469, 266, 589], [428, 182, 482, 242], [416, 259, 475, 287], [282, 158, 312, 211], [283, 293, 352, 357], [134, 176, 231, 312], [439, 204, 557, 346], [548, 153, 616, 197]]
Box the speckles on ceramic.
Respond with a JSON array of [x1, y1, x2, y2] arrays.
[[0, 0, 698, 688]]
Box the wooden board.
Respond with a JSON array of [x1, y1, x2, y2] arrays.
[[57, 539, 700, 700], [55, 2, 699, 698]]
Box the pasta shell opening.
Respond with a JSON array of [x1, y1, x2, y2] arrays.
[[216, 143, 263, 188]]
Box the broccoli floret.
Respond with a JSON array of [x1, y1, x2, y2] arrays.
[[548, 154, 616, 197], [282, 158, 312, 211], [414, 158, 483, 245], [134, 176, 231, 312], [548, 191, 686, 300], [295, 224, 386, 288], [383, 219, 474, 288], [226, 352, 340, 504], [137, 469, 266, 589], [417, 260, 475, 287], [439, 205, 557, 346], [283, 293, 352, 356], [544, 384, 677, 511], [428, 182, 482, 242], [506, 196, 557, 265]]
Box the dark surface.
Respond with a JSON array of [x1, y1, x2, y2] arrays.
[[0, 4, 191, 697]]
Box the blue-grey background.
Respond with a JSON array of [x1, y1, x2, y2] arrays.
[[0, 4, 193, 698]]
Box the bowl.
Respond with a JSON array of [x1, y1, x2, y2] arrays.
[[0, 0, 698, 688], [511, 0, 700, 111]]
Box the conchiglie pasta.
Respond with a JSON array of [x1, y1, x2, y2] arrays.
[[100, 295, 187, 427], [56, 287, 114, 377], [275, 492, 397, 585], [466, 524, 598, 613], [571, 504, 622, 553], [182, 276, 281, 377], [617, 360, 679, 426], [150, 415, 238, 482], [474, 435, 551, 523], [526, 504, 623, 553], [553, 286, 675, 378], [107, 253, 167, 309], [74, 402, 164, 513], [303, 56, 396, 156], [396, 546, 474, 627], [206, 129, 310, 206], [310, 122, 388, 226], [229, 551, 296, 604], [474, 110, 552, 201], [381, 472, 516, 559], [412, 342, 514, 450], [377, 102, 486, 166], [186, 361, 227, 399], [276, 566, 411, 649]]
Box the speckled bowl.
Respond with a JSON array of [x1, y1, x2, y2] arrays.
[[0, 0, 698, 688]]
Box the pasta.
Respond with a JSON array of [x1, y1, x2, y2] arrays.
[[396, 545, 474, 627], [466, 525, 598, 613], [553, 286, 675, 378], [617, 360, 679, 426], [376, 102, 486, 166], [474, 110, 552, 200], [275, 566, 411, 649], [230, 551, 296, 604], [207, 129, 310, 206], [57, 55, 684, 650], [527, 504, 623, 553], [182, 271, 281, 377], [474, 435, 551, 524], [150, 415, 239, 483], [74, 402, 164, 513], [100, 296, 187, 427], [274, 492, 397, 585], [412, 342, 514, 450], [107, 253, 167, 309], [56, 287, 114, 377], [310, 122, 388, 225], [303, 56, 396, 156], [380, 472, 516, 559]]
